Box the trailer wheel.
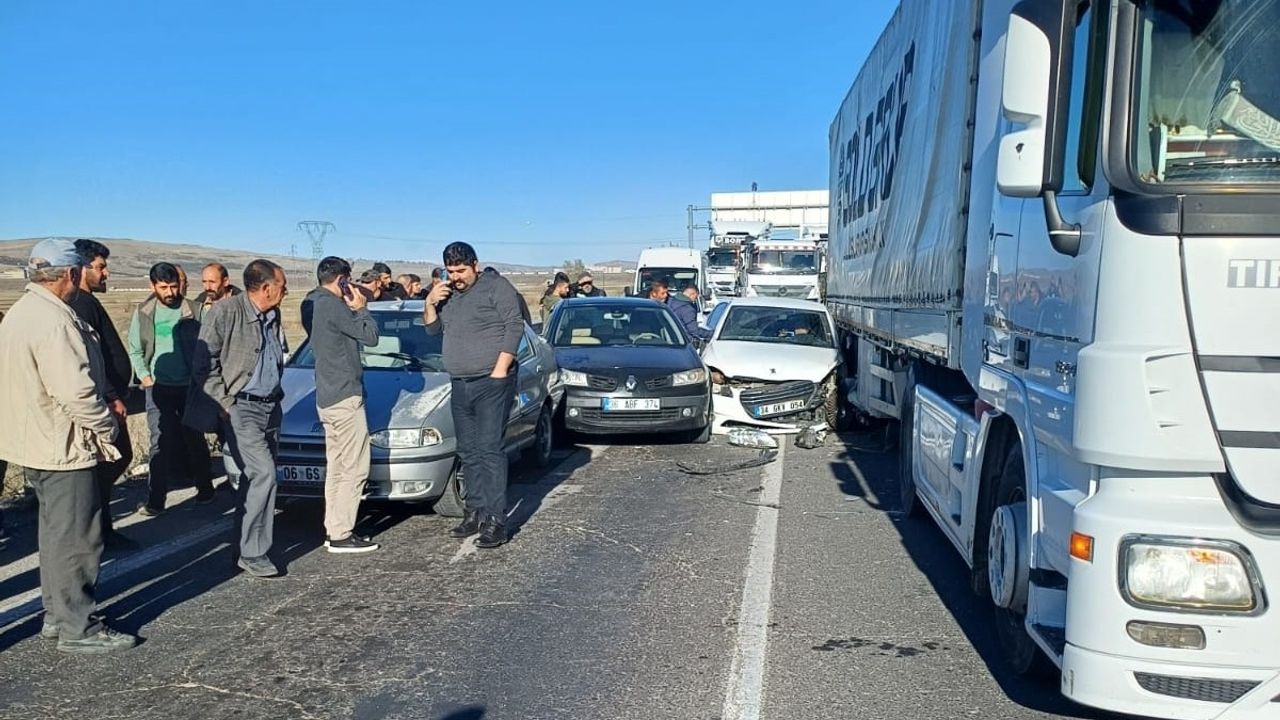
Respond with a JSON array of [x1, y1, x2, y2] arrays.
[[989, 444, 1052, 677], [897, 380, 923, 518]]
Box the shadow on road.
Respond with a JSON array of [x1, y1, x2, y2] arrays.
[[829, 426, 1108, 720]]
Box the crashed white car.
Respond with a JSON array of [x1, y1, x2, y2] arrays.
[[698, 298, 841, 432]]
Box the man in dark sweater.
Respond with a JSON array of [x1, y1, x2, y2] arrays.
[[301, 257, 381, 554], [425, 242, 524, 548], [70, 239, 139, 550]]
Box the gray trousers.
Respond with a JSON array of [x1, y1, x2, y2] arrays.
[[26, 467, 104, 641], [224, 400, 281, 559]]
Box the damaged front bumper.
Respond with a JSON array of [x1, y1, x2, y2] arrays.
[[710, 378, 828, 434]]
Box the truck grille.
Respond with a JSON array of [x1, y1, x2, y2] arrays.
[[1134, 673, 1260, 704], [754, 284, 812, 298]]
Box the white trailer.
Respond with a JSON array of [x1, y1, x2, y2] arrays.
[[828, 0, 1280, 717]]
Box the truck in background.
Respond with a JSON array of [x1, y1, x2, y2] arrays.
[[739, 236, 821, 301], [827, 0, 1280, 717], [706, 219, 770, 300]]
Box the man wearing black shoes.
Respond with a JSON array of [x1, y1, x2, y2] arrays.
[[425, 242, 524, 548], [301, 257, 380, 554]]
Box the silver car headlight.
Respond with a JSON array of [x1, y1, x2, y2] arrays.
[[370, 428, 443, 449], [559, 369, 589, 387], [672, 368, 707, 386], [1122, 537, 1262, 613]]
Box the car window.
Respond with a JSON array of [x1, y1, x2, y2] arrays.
[[550, 304, 685, 348], [517, 330, 535, 362], [289, 312, 445, 371], [718, 307, 834, 348], [705, 302, 729, 332]]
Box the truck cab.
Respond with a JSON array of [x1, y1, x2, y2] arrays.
[[739, 239, 821, 301]]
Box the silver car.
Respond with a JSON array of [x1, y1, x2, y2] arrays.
[[275, 300, 563, 516]]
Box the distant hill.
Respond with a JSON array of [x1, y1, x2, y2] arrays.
[[0, 237, 558, 287]]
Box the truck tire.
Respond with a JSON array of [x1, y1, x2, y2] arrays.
[[823, 374, 850, 432], [989, 444, 1053, 677], [897, 380, 923, 518], [433, 463, 466, 518]]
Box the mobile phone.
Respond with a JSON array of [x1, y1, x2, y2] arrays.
[[338, 276, 353, 300]]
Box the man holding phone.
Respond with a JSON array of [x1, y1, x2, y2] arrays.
[[301, 257, 380, 553], [425, 242, 524, 548]]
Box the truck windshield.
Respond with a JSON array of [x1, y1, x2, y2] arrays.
[[707, 249, 737, 269], [1131, 0, 1280, 185], [749, 250, 817, 275]]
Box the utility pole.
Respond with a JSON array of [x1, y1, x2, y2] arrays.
[[297, 220, 335, 261]]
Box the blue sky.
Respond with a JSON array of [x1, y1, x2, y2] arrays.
[[0, 1, 896, 266]]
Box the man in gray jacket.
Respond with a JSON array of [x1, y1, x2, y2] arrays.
[[301, 257, 380, 554], [186, 259, 289, 578], [425, 242, 524, 548]]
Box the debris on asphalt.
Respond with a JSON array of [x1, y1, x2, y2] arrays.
[[726, 428, 779, 449], [677, 449, 779, 476], [793, 423, 829, 450]]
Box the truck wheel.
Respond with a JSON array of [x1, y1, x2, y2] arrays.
[[823, 377, 850, 432], [988, 444, 1051, 677], [897, 383, 923, 517], [433, 463, 466, 518]]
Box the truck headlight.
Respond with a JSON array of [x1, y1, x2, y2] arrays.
[[672, 368, 707, 386], [1122, 537, 1262, 613], [370, 428, 443, 449], [807, 286, 820, 300], [559, 369, 589, 387]]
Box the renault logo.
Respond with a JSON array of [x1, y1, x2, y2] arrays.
[[625, 375, 637, 391]]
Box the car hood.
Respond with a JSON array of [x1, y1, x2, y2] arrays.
[[702, 340, 838, 383], [553, 345, 701, 373], [280, 367, 453, 437]]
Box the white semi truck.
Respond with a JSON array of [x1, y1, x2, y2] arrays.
[[706, 220, 770, 300], [740, 237, 822, 301], [827, 0, 1279, 717]]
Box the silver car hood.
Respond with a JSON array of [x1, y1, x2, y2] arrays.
[[280, 367, 453, 436]]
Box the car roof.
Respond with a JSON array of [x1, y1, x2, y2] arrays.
[[716, 297, 829, 312], [368, 299, 425, 312], [559, 296, 666, 308]]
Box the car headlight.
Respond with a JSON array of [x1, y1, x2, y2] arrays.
[[559, 369, 589, 387], [672, 368, 707, 386], [370, 428, 443, 449], [1122, 537, 1261, 613]]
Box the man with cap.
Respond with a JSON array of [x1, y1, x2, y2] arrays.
[[574, 272, 607, 298], [0, 239, 136, 653]]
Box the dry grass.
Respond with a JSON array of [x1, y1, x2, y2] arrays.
[[0, 273, 632, 497]]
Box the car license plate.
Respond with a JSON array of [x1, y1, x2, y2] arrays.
[[753, 399, 806, 417], [278, 465, 326, 483], [602, 397, 661, 412]]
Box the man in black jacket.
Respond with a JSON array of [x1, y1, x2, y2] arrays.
[[425, 242, 524, 548], [70, 239, 139, 550]]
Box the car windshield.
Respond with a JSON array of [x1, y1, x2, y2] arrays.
[[551, 304, 686, 347], [718, 307, 833, 348], [748, 249, 818, 275], [638, 267, 698, 295], [289, 312, 446, 371], [1132, 0, 1280, 185]]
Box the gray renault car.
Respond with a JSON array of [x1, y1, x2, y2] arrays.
[[275, 300, 563, 516]]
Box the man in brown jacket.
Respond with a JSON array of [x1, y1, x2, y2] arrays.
[[0, 239, 136, 653]]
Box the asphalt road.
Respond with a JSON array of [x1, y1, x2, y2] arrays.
[[0, 430, 1114, 720]]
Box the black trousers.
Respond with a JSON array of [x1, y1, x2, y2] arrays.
[[94, 418, 133, 534], [26, 467, 103, 640], [146, 384, 212, 509], [450, 375, 516, 522]]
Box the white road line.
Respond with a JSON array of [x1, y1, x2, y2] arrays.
[[722, 442, 786, 720], [0, 514, 236, 632]]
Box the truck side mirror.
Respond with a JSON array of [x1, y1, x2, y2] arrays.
[[997, 0, 1075, 198]]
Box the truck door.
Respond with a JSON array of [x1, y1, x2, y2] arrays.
[[1010, 0, 1107, 577]]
